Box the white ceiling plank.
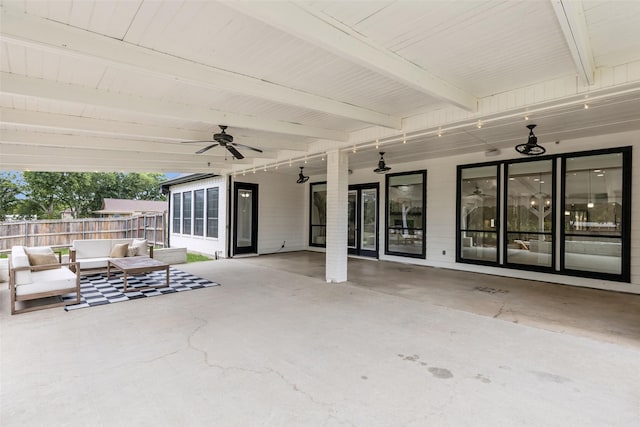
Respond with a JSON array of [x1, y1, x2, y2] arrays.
[[0, 7, 399, 130], [0, 72, 346, 141], [550, 0, 595, 85], [0, 107, 310, 151], [226, 1, 477, 113]]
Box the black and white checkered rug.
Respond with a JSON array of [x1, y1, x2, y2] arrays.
[[62, 267, 220, 311]]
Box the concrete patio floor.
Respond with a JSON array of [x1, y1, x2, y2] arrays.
[[1, 252, 639, 426]]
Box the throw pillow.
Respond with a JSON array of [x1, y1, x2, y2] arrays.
[[126, 247, 138, 257], [25, 247, 60, 270], [110, 243, 129, 258], [131, 239, 148, 256]]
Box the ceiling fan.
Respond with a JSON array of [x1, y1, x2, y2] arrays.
[[515, 124, 546, 156], [181, 125, 263, 160]]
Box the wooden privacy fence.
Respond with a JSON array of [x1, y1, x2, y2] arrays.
[[0, 214, 166, 251]]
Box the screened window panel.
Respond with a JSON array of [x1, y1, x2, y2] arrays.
[[194, 189, 204, 236], [182, 192, 192, 235], [207, 188, 219, 238], [172, 193, 181, 234]]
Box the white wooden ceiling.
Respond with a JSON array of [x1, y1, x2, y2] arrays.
[[1, 0, 639, 175]]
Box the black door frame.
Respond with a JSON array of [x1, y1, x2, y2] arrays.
[[233, 182, 259, 255], [348, 183, 379, 258]]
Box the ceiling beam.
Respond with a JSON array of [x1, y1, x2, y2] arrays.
[[0, 158, 220, 174], [550, 0, 595, 85], [0, 108, 309, 152], [0, 72, 347, 141], [226, 1, 477, 112], [0, 143, 257, 165], [0, 7, 400, 129]]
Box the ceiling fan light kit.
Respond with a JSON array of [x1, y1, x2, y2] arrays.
[[373, 152, 391, 174], [515, 124, 546, 156]]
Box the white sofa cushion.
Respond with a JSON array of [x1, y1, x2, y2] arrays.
[[73, 239, 113, 259], [11, 246, 32, 285], [15, 267, 77, 296], [77, 257, 111, 270]]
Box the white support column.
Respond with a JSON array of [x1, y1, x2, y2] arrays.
[[325, 150, 349, 283]]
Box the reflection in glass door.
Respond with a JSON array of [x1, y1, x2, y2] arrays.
[[234, 182, 258, 255], [348, 184, 378, 257]]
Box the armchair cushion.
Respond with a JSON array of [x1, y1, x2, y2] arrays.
[[11, 246, 31, 285]]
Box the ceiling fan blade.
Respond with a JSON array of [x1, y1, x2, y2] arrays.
[[225, 145, 244, 160], [232, 143, 263, 153], [181, 140, 213, 144], [196, 144, 218, 154]]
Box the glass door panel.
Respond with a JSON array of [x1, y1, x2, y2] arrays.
[[361, 189, 377, 251], [348, 190, 357, 248], [234, 182, 258, 255]]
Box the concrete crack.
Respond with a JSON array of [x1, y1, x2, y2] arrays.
[[493, 300, 507, 318], [186, 317, 333, 409]]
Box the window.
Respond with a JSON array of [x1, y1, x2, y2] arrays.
[[562, 151, 629, 278], [386, 171, 426, 258], [505, 160, 554, 269], [207, 187, 219, 238], [194, 189, 204, 236], [458, 165, 499, 263], [182, 191, 192, 235], [457, 146, 631, 282], [310, 182, 327, 246], [172, 193, 181, 234]]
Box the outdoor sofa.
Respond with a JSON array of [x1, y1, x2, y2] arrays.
[[9, 245, 80, 315], [69, 238, 153, 272]]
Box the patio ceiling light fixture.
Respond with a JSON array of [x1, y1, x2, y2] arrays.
[[373, 152, 391, 174], [296, 167, 309, 184], [515, 124, 546, 156]]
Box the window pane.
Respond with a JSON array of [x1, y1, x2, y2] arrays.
[[505, 160, 553, 268], [459, 231, 497, 262], [172, 193, 181, 233], [565, 154, 623, 236], [460, 166, 497, 231], [194, 189, 204, 236], [506, 232, 552, 267], [564, 236, 621, 275], [182, 192, 192, 235], [459, 166, 498, 263], [310, 183, 327, 246], [387, 172, 425, 256], [564, 152, 624, 275], [207, 188, 219, 238]]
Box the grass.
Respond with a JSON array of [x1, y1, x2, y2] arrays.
[[187, 252, 212, 263]]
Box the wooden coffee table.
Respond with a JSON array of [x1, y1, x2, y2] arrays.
[[107, 257, 170, 292]]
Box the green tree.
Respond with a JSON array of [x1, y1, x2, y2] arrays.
[[0, 172, 23, 220], [20, 172, 167, 219]]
